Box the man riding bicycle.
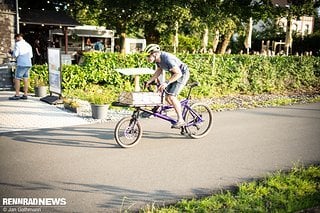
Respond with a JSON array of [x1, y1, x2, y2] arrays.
[[144, 44, 190, 128]]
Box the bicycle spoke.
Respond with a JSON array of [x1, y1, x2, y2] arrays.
[[185, 103, 213, 139], [114, 117, 142, 148]]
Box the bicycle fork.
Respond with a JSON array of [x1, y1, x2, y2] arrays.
[[130, 108, 140, 125], [181, 105, 204, 136], [124, 109, 140, 138]]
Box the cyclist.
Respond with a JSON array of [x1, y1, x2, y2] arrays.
[[144, 44, 190, 128]]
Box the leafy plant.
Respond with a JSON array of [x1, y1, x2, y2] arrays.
[[33, 75, 47, 87], [62, 65, 87, 89], [84, 85, 118, 105], [145, 164, 320, 212], [63, 98, 80, 108], [30, 65, 49, 88], [87, 93, 109, 105]]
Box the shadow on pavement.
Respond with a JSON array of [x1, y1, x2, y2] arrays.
[[1, 126, 118, 148], [0, 124, 187, 149]]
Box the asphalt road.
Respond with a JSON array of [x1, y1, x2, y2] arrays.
[[0, 103, 319, 212]]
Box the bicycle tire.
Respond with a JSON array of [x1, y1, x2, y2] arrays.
[[184, 103, 213, 139], [114, 117, 142, 148]]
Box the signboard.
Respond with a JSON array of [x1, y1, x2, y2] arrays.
[[47, 48, 62, 95], [61, 54, 72, 65]]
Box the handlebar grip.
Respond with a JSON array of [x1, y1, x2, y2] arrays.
[[147, 86, 153, 92], [144, 81, 154, 92]]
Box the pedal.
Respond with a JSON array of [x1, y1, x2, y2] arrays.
[[180, 127, 188, 135]]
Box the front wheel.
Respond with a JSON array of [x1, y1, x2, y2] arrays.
[[184, 103, 213, 139], [114, 117, 142, 148]]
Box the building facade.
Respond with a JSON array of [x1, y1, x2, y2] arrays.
[[0, 0, 15, 64]]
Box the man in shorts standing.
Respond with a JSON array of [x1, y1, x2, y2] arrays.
[[144, 44, 190, 128], [9, 34, 33, 100]]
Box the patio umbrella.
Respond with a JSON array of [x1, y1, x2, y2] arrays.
[[244, 17, 253, 54], [202, 27, 209, 53], [212, 30, 219, 52]]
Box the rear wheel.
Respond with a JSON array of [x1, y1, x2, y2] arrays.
[[184, 103, 213, 139], [114, 117, 142, 148]]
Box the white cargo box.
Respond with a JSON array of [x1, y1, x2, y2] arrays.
[[118, 92, 162, 105]]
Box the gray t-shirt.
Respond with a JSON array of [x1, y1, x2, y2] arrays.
[[156, 51, 188, 75]]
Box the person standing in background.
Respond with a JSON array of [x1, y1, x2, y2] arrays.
[[86, 38, 92, 50], [8, 34, 33, 100], [33, 39, 42, 64], [94, 39, 104, 51]]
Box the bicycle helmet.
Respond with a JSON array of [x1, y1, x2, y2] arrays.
[[144, 44, 160, 54]]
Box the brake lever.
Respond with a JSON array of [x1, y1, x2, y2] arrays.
[[143, 81, 154, 92]]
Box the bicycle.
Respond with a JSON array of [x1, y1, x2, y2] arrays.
[[112, 82, 213, 148]]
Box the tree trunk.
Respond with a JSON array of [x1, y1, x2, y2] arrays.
[[285, 15, 293, 56], [118, 21, 127, 54], [219, 31, 233, 54], [120, 32, 126, 54]]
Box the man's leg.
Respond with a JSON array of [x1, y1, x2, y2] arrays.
[[165, 73, 189, 128], [14, 66, 23, 96], [21, 67, 30, 98], [168, 95, 184, 122], [14, 78, 21, 96], [22, 78, 29, 96], [9, 78, 21, 100]]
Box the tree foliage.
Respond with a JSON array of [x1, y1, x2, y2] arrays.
[[19, 0, 320, 54]]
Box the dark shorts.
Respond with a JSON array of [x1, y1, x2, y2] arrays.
[[166, 70, 190, 96], [15, 66, 31, 79]]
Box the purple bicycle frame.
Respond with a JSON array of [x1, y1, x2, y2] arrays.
[[138, 98, 203, 127]]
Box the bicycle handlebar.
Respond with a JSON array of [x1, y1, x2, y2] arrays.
[[144, 80, 200, 100], [144, 81, 158, 92], [188, 81, 200, 88]]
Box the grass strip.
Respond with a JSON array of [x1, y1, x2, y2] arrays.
[[142, 164, 320, 212]]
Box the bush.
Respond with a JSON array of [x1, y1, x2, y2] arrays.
[[29, 64, 49, 90], [30, 53, 320, 104]]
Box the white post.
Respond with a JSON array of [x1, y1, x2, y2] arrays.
[[202, 27, 209, 53], [16, 0, 19, 34], [173, 21, 179, 54]]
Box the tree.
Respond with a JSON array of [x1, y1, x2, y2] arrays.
[[189, 0, 256, 54], [97, 0, 146, 53], [189, 0, 222, 53], [18, 0, 319, 55], [137, 0, 192, 51]]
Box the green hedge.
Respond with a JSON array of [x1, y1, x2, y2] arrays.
[[29, 52, 320, 99], [179, 54, 320, 97]]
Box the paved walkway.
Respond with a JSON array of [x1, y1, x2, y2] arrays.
[[0, 102, 319, 212], [0, 91, 90, 133]]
